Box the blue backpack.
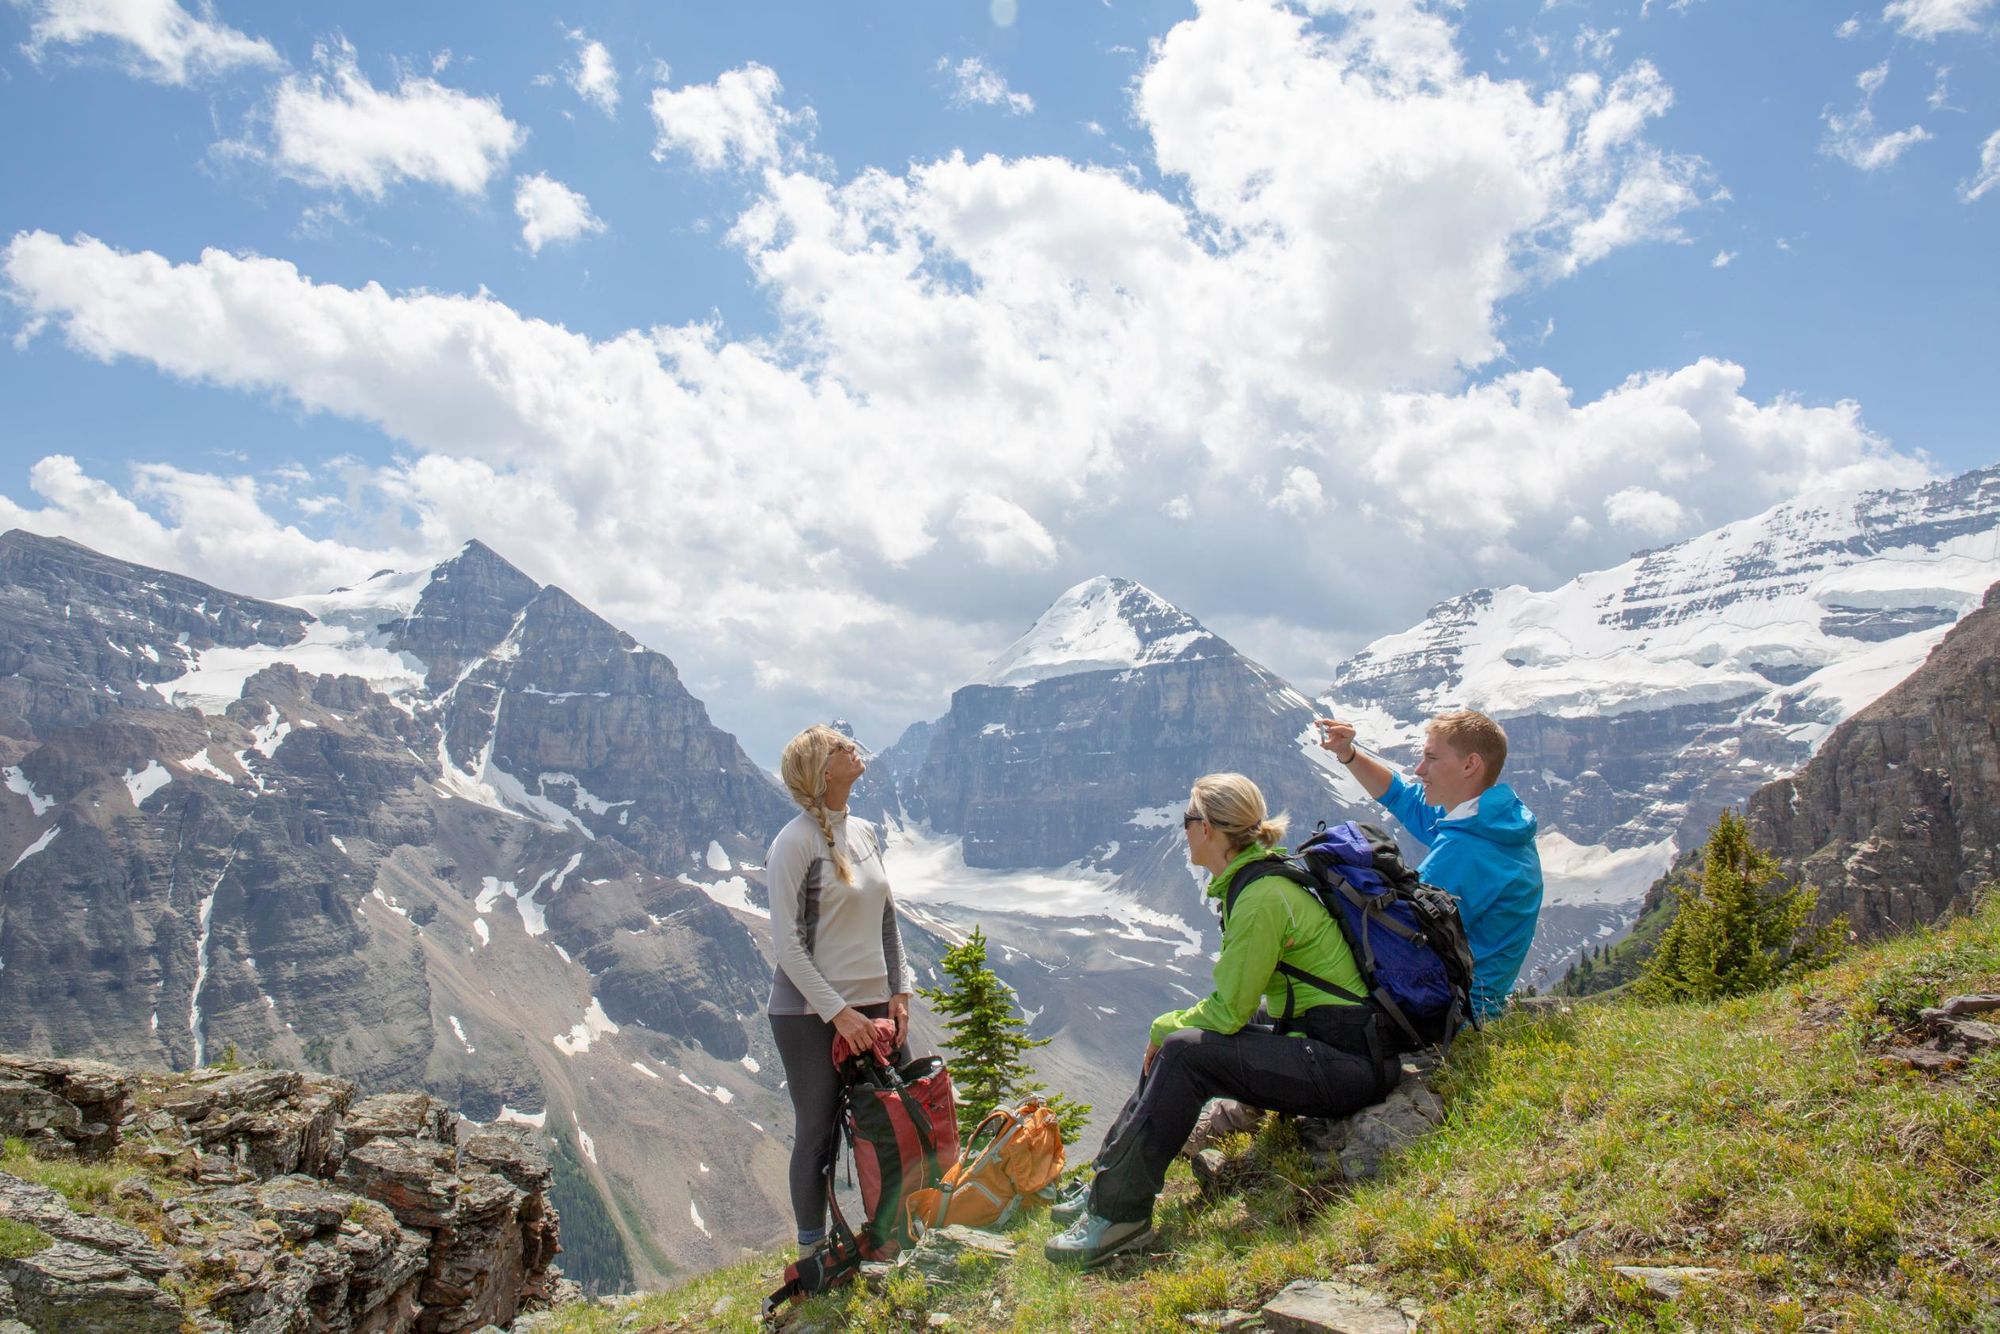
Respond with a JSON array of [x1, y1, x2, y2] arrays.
[[1223, 821, 1478, 1052]]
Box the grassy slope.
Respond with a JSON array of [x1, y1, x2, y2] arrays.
[[538, 895, 2000, 1332]]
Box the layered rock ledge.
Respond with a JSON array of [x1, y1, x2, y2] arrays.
[[0, 1053, 571, 1333]]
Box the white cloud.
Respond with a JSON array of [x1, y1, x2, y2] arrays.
[[1882, 0, 1995, 39], [1711, 248, 1736, 267], [940, 56, 1035, 115], [514, 174, 605, 253], [650, 63, 804, 172], [1603, 484, 1687, 536], [1574, 26, 1619, 62], [1962, 128, 2000, 201], [953, 494, 1059, 569], [1822, 61, 1932, 171], [565, 28, 619, 117], [0, 2, 1930, 753], [1837, 16, 1864, 38], [16, 0, 280, 85], [264, 39, 526, 197], [1269, 466, 1324, 516]]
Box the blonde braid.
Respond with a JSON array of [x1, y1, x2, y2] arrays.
[[780, 724, 855, 886]]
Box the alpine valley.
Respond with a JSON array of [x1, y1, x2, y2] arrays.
[[1, 462, 1996, 1283]]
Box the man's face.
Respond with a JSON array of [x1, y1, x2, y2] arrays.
[[1415, 729, 1480, 809]]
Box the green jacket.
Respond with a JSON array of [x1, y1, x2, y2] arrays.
[[1148, 844, 1367, 1048]]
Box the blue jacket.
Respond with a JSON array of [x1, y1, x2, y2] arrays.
[[1377, 774, 1543, 1018]]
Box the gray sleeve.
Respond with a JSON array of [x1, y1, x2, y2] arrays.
[[765, 824, 848, 1020], [882, 892, 914, 996]]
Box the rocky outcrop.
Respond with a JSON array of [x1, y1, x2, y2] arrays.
[[1748, 581, 2000, 940], [0, 1055, 569, 1332]]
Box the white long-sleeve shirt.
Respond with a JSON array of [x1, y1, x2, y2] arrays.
[[765, 809, 915, 1020]]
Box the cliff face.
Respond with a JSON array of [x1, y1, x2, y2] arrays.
[[0, 532, 806, 1278], [1749, 581, 2000, 939]]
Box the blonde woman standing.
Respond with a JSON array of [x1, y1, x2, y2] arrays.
[[1044, 772, 1400, 1267], [766, 724, 915, 1257]]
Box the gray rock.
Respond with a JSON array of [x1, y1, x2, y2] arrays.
[[336, 1135, 459, 1229], [0, 1078, 82, 1140], [0, 1171, 179, 1281], [1186, 1310, 1265, 1330], [344, 1092, 455, 1150], [1259, 1279, 1414, 1334], [900, 1224, 1019, 1284], [1298, 1076, 1446, 1184], [0, 1240, 182, 1334], [1612, 1265, 1730, 1300], [1941, 993, 2000, 1017]]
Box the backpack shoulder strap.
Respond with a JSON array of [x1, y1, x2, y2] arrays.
[[1221, 855, 1313, 922]]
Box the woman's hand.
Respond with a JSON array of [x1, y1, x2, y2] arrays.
[[889, 993, 911, 1048], [1142, 1042, 1160, 1075], [832, 1005, 880, 1054]]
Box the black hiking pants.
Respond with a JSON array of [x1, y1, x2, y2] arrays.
[[1086, 1005, 1399, 1225]]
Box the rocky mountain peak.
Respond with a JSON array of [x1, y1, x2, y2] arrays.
[[976, 575, 1224, 688]]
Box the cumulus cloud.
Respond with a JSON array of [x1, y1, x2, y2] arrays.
[[1711, 249, 1736, 267], [565, 28, 619, 117], [940, 56, 1035, 115], [650, 63, 804, 171], [1882, 0, 1995, 39], [953, 494, 1059, 569], [1963, 128, 2000, 201], [1822, 61, 1932, 170], [15, 0, 280, 85], [257, 40, 525, 198], [514, 174, 605, 253], [1603, 484, 1687, 536], [0, 0, 1931, 752]]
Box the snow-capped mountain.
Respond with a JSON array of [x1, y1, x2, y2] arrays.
[[857, 576, 1372, 1141], [975, 577, 1227, 688], [1320, 463, 2000, 985], [0, 531, 799, 1281]]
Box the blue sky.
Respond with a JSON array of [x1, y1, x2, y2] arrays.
[[2, 0, 1996, 759]]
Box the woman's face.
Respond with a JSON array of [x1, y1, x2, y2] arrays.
[[824, 738, 866, 786], [1182, 804, 1220, 864]]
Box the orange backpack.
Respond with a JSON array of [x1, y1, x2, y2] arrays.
[[903, 1099, 1066, 1233]]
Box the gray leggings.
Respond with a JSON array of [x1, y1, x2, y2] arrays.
[[769, 1002, 906, 1242]]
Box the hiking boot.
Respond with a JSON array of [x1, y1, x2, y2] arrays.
[[1043, 1212, 1156, 1268], [1048, 1176, 1093, 1225]]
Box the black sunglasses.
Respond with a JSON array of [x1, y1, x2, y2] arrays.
[[1182, 811, 1204, 827]]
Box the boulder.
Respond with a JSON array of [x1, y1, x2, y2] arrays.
[[344, 1094, 456, 1151], [337, 1137, 459, 1230], [1259, 1279, 1415, 1334], [0, 1171, 179, 1281], [0, 1240, 182, 1334], [1296, 1074, 1446, 1184]]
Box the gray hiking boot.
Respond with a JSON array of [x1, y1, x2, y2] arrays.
[[1048, 1175, 1093, 1225], [1043, 1212, 1157, 1268]]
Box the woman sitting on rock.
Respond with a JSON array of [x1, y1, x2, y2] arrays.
[[766, 724, 915, 1260], [1045, 772, 1401, 1267]]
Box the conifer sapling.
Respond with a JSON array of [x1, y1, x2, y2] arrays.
[[919, 927, 1090, 1143]]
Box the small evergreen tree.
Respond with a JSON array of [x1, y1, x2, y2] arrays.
[[1639, 810, 1846, 1003], [920, 927, 1090, 1143]]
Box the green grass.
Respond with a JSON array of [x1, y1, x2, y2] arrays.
[[0, 1217, 53, 1260], [571, 890, 2000, 1332]]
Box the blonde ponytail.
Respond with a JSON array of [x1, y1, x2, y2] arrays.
[[780, 724, 855, 885], [1188, 772, 1288, 855]]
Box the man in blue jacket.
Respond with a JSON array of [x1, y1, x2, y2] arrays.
[[1316, 709, 1542, 1017]]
